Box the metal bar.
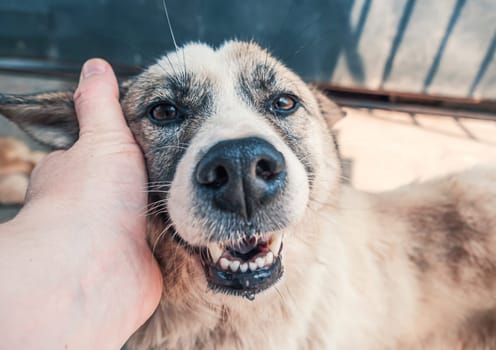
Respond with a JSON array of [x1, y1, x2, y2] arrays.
[[332, 97, 496, 121], [317, 83, 496, 120], [316, 82, 493, 105], [0, 57, 494, 120]]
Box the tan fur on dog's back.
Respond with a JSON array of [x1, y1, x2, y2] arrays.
[[359, 166, 496, 348], [126, 166, 496, 350]]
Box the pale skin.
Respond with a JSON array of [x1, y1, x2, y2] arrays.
[[0, 59, 163, 349]]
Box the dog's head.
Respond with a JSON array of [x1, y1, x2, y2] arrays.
[[0, 41, 343, 300]]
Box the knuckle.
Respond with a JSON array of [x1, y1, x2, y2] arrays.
[[74, 82, 118, 114], [73, 85, 95, 111], [31, 151, 62, 174]]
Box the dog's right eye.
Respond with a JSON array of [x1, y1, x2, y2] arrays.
[[148, 103, 181, 125]]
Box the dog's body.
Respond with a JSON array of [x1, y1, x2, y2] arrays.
[[1, 41, 496, 349], [126, 167, 496, 350], [0, 137, 44, 204]]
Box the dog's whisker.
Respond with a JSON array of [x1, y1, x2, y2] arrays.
[[146, 180, 174, 184], [144, 186, 171, 191], [142, 198, 168, 209], [144, 204, 169, 216], [152, 144, 188, 151], [141, 200, 169, 216], [151, 221, 174, 255], [162, 0, 178, 53]]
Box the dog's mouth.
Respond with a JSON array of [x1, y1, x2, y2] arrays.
[[203, 232, 284, 300]]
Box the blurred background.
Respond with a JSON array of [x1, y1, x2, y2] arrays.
[[0, 0, 495, 98], [1, 0, 496, 220]]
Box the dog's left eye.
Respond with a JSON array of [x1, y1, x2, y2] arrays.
[[270, 94, 300, 114]]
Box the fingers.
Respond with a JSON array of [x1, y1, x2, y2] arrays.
[[73, 59, 132, 139]]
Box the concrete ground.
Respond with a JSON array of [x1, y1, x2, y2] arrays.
[[1, 73, 496, 221], [336, 107, 496, 192]]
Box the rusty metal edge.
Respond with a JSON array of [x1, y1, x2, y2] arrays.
[[0, 58, 494, 120]]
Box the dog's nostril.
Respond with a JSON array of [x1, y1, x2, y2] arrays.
[[198, 164, 229, 188], [256, 158, 280, 181], [213, 166, 229, 187]]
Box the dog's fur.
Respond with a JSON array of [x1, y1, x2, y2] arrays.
[[0, 137, 44, 204], [1, 41, 496, 349]]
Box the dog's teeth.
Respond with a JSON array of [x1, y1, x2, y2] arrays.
[[240, 263, 248, 273], [230, 260, 240, 272], [269, 232, 283, 256], [266, 252, 274, 266], [209, 245, 223, 263], [214, 237, 280, 272], [220, 258, 230, 270]]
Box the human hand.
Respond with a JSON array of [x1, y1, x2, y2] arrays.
[[0, 59, 162, 349]]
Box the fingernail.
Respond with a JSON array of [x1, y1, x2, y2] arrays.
[[82, 59, 107, 79]]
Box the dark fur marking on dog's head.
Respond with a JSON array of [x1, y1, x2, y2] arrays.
[[123, 70, 215, 203], [128, 71, 214, 122], [237, 63, 277, 110], [163, 72, 214, 118], [234, 62, 320, 188]]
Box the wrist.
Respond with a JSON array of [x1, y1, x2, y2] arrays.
[[0, 215, 131, 349]]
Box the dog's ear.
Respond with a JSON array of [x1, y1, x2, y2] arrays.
[[308, 85, 345, 129], [0, 79, 132, 150], [0, 91, 78, 150]]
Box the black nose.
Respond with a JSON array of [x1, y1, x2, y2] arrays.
[[195, 137, 286, 219]]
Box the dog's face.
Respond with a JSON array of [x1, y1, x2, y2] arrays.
[[0, 41, 343, 299]]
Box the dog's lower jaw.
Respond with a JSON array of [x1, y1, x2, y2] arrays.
[[129, 190, 410, 350], [126, 208, 344, 350]]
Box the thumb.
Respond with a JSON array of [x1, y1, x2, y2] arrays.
[[73, 58, 132, 139]]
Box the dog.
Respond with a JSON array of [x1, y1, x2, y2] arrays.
[[0, 137, 45, 205], [1, 41, 496, 349]]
